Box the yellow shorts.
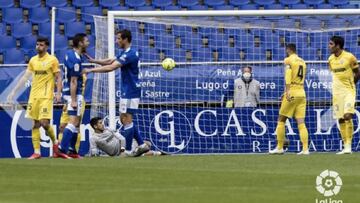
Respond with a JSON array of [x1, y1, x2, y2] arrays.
[[333, 93, 355, 119], [279, 97, 306, 119], [59, 100, 86, 124], [26, 98, 53, 120]]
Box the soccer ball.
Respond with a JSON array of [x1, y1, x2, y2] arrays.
[[162, 58, 176, 71]]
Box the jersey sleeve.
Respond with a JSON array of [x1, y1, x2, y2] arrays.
[[67, 54, 81, 77], [27, 59, 34, 72], [52, 57, 60, 73], [350, 54, 359, 69]]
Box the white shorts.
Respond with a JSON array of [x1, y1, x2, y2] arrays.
[[119, 98, 139, 114], [63, 95, 84, 116]]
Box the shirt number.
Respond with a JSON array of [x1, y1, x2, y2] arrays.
[[297, 65, 304, 79]]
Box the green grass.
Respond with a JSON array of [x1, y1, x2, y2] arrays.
[[0, 154, 359, 203]]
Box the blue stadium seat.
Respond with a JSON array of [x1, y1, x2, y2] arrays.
[[309, 33, 330, 48], [3, 8, 23, 24], [0, 0, 14, 8], [0, 24, 6, 35], [289, 4, 308, 9], [204, 0, 226, 7], [279, 0, 300, 5], [87, 35, 95, 49], [99, 0, 120, 7], [326, 18, 347, 29], [180, 34, 202, 50], [29, 7, 50, 24], [163, 48, 186, 62], [4, 49, 25, 64], [86, 47, 95, 60], [265, 4, 284, 9], [219, 47, 241, 61], [244, 48, 266, 61], [240, 4, 259, 10], [125, 0, 146, 8], [173, 25, 193, 37], [271, 48, 286, 61], [229, 0, 250, 7], [56, 7, 77, 23], [20, 35, 37, 53], [20, 0, 41, 9], [135, 6, 155, 11], [254, 0, 275, 6], [301, 18, 323, 30], [82, 7, 103, 23], [163, 5, 182, 10], [199, 27, 218, 38], [188, 5, 209, 10], [55, 49, 68, 63], [154, 35, 175, 49], [274, 19, 297, 29], [65, 22, 86, 37], [286, 32, 308, 48], [316, 4, 333, 9], [139, 47, 159, 61], [131, 33, 149, 49], [192, 48, 212, 62], [108, 6, 129, 11], [54, 34, 69, 50], [208, 34, 230, 49], [73, 0, 94, 7], [304, 0, 325, 6], [178, 0, 199, 7], [0, 35, 16, 53], [338, 4, 358, 9], [46, 0, 68, 7], [298, 48, 319, 60], [235, 33, 254, 49], [152, 0, 172, 7], [329, 0, 349, 6], [38, 22, 59, 37], [12, 22, 33, 39], [260, 33, 280, 49], [145, 23, 167, 36]]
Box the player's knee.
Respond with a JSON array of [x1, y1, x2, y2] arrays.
[[33, 121, 41, 129], [296, 118, 305, 125], [277, 115, 287, 123], [39, 119, 50, 129]]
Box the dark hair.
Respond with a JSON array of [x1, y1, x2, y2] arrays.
[[90, 117, 102, 129], [242, 66, 252, 71], [72, 33, 87, 48], [117, 29, 132, 43], [286, 43, 296, 52], [37, 36, 49, 46], [330, 36, 344, 49]]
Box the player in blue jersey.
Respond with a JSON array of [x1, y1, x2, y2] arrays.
[[55, 33, 90, 159], [83, 29, 150, 157]]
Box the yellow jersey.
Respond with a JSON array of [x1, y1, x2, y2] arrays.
[[328, 50, 358, 94], [284, 53, 306, 97], [28, 53, 60, 100]]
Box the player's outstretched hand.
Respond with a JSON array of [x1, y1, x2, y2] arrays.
[[82, 68, 91, 75], [84, 53, 95, 63]]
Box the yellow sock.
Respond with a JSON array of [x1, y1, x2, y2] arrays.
[[75, 133, 81, 152], [298, 123, 309, 151], [32, 128, 40, 154], [345, 119, 353, 145], [45, 126, 57, 144], [276, 122, 285, 150], [58, 132, 63, 143], [339, 122, 347, 145]]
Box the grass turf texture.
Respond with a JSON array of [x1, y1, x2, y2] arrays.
[[0, 154, 358, 203]]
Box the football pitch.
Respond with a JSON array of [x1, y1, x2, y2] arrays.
[[0, 154, 358, 203]]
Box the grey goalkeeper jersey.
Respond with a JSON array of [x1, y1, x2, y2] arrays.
[[89, 128, 125, 156]]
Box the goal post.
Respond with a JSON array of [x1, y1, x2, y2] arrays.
[[98, 9, 360, 153]]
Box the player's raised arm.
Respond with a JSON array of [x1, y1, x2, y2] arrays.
[[83, 60, 122, 74], [84, 53, 116, 66]]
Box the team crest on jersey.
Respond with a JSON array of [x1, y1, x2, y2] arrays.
[[339, 59, 345, 64], [74, 63, 80, 72]]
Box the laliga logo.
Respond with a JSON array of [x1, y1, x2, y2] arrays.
[[316, 170, 342, 197], [150, 110, 192, 154]]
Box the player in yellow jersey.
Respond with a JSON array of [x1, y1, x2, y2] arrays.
[[269, 44, 309, 155], [328, 36, 360, 154], [7, 37, 62, 159], [58, 74, 86, 152]]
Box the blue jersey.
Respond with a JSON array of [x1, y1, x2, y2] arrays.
[[117, 47, 141, 98], [62, 50, 85, 96]]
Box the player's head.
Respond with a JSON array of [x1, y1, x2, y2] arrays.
[[116, 29, 132, 49], [36, 36, 49, 54], [329, 36, 344, 54], [90, 117, 105, 132], [72, 33, 89, 53], [285, 43, 296, 56], [241, 66, 253, 82]]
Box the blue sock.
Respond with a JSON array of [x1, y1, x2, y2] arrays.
[[133, 126, 144, 146], [69, 132, 78, 153], [60, 124, 76, 153], [121, 124, 134, 151]]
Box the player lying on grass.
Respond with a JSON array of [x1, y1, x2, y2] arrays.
[[89, 117, 165, 157]]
